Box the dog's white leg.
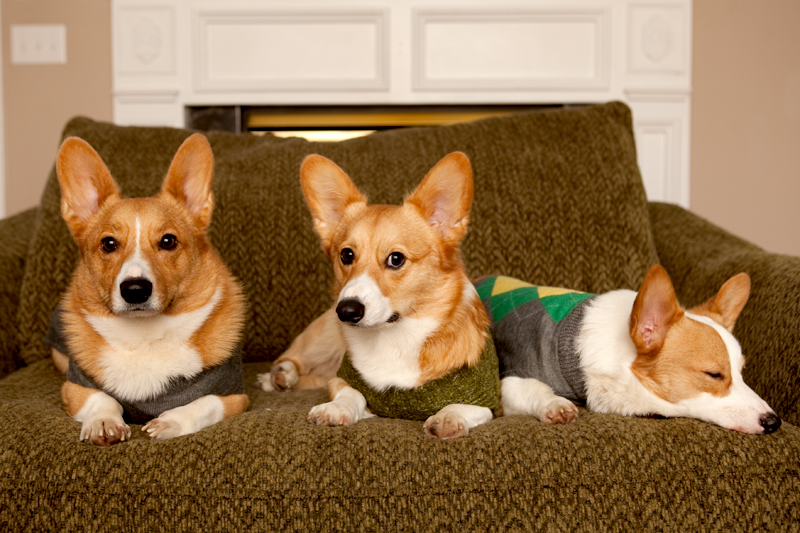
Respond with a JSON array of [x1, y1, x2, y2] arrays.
[[501, 376, 578, 424], [308, 379, 373, 426], [73, 390, 131, 445], [143, 395, 225, 440], [423, 404, 493, 439]]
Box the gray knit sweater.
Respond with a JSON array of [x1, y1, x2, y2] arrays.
[[45, 307, 245, 424], [474, 276, 594, 403]]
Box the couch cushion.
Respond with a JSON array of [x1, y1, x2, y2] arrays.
[[1, 359, 798, 530], [16, 102, 658, 365]]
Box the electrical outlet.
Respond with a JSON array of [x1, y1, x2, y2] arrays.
[[11, 25, 67, 65]]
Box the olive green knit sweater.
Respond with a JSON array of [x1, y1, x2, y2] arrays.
[[336, 335, 501, 420]]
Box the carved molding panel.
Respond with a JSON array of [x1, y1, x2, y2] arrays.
[[115, 6, 175, 75], [413, 8, 610, 91], [193, 10, 390, 92], [628, 3, 688, 75]]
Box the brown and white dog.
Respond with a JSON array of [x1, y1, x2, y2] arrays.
[[51, 134, 248, 445], [494, 265, 781, 434], [258, 153, 496, 438]]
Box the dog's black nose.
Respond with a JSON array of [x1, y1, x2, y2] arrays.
[[760, 413, 781, 434], [336, 298, 365, 324], [120, 277, 153, 304]]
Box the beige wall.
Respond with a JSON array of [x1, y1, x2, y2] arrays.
[[3, 1, 800, 257], [691, 0, 800, 256], [2, 0, 111, 217]]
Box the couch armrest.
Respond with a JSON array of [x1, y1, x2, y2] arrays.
[[0, 208, 37, 379], [649, 202, 800, 425]]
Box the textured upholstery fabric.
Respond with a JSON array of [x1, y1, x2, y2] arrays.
[[1, 360, 798, 531], [1, 104, 798, 531], [0, 207, 36, 379]]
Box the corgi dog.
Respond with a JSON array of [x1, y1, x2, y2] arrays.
[[50, 134, 248, 446], [259, 152, 499, 439], [479, 265, 781, 434]]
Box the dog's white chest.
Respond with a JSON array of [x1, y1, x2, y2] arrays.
[[85, 291, 219, 402], [345, 317, 439, 391]]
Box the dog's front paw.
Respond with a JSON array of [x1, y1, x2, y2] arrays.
[[269, 361, 299, 391], [80, 416, 131, 446], [308, 402, 355, 427], [142, 417, 184, 440], [540, 398, 578, 424], [424, 412, 469, 439]]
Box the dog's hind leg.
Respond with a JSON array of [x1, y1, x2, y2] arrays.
[[501, 376, 578, 424], [423, 404, 493, 439], [258, 307, 346, 392]]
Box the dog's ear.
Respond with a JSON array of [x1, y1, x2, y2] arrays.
[[300, 154, 367, 253], [56, 137, 121, 240], [406, 152, 473, 246], [690, 273, 750, 333], [629, 265, 684, 357], [161, 133, 215, 230]]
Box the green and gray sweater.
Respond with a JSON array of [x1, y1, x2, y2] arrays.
[[474, 276, 596, 403], [336, 333, 500, 421]]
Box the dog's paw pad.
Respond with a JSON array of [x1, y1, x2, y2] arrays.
[[541, 399, 578, 424], [143, 418, 183, 440], [424, 413, 468, 439], [308, 403, 353, 427], [271, 361, 299, 391], [81, 417, 131, 446]]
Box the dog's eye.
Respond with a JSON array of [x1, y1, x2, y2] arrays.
[[386, 252, 405, 270], [705, 371, 724, 380], [159, 234, 178, 250], [340, 248, 355, 265], [100, 237, 117, 253]]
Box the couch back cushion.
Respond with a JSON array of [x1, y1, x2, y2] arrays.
[[17, 102, 658, 364]]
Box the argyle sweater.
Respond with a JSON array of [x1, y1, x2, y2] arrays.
[[474, 276, 595, 403], [336, 332, 501, 421], [44, 306, 245, 424]]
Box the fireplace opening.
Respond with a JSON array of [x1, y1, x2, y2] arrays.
[[186, 104, 569, 142]]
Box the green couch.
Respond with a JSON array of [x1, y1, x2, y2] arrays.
[[1, 103, 797, 532]]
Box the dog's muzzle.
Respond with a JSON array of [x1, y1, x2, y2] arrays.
[[120, 277, 153, 305]]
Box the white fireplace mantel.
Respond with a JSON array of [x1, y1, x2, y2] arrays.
[[112, 0, 692, 207]]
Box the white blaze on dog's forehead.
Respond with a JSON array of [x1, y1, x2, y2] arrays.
[[121, 217, 147, 280], [111, 216, 159, 313]]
